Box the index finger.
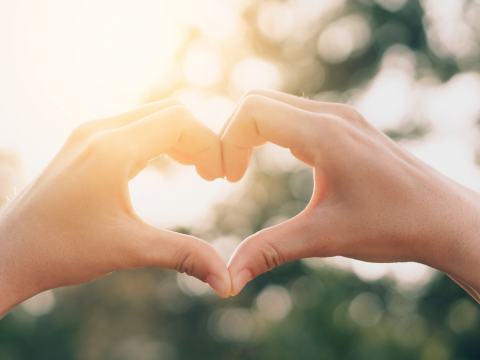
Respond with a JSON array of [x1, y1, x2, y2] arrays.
[[219, 88, 343, 138], [221, 94, 322, 182], [115, 105, 223, 180]]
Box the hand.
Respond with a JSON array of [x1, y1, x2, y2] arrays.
[[0, 99, 231, 318], [222, 89, 480, 299]]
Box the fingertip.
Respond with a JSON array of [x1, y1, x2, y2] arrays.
[[198, 172, 216, 182], [228, 244, 254, 296], [191, 150, 224, 181], [229, 276, 235, 296], [202, 246, 232, 298], [221, 142, 251, 183], [138, 227, 231, 297], [213, 270, 232, 298], [224, 163, 248, 183], [231, 268, 253, 296], [206, 274, 229, 298], [226, 174, 243, 183], [194, 164, 223, 181]]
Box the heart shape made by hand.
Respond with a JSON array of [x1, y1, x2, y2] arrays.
[[208, 88, 459, 297], [3, 87, 471, 313]]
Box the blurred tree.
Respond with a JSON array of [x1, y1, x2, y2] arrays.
[[2, 0, 480, 359]]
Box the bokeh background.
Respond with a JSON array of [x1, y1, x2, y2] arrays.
[[1, 0, 480, 359]]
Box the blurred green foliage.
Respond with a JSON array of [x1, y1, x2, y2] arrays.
[[1, 0, 480, 359]]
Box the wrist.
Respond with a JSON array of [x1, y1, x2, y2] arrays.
[[418, 185, 480, 294]]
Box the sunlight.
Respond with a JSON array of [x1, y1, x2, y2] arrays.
[[182, 42, 223, 89], [0, 0, 243, 229], [0, 0, 185, 174], [2, 0, 480, 357]]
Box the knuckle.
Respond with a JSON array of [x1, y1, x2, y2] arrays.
[[244, 88, 267, 98], [169, 104, 189, 116], [174, 238, 202, 277], [240, 94, 264, 114], [168, 105, 192, 127], [163, 98, 185, 107], [85, 132, 116, 160], [337, 104, 366, 124], [307, 114, 346, 148], [87, 134, 107, 152], [69, 121, 98, 143], [326, 117, 349, 140], [259, 240, 283, 272], [242, 93, 263, 106], [308, 112, 331, 130]]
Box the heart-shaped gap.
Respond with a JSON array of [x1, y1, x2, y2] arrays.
[[132, 144, 314, 296]]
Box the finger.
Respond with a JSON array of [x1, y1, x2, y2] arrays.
[[221, 94, 323, 182], [227, 213, 321, 296], [101, 99, 185, 129], [166, 149, 194, 165], [219, 89, 341, 138], [124, 224, 231, 298], [115, 105, 223, 180], [73, 99, 186, 139]]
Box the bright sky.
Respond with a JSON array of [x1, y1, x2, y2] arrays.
[[0, 0, 182, 163], [0, 0, 247, 229]]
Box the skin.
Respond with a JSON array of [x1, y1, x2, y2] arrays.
[[2, 89, 480, 318], [0, 99, 232, 319], [221, 89, 480, 301]]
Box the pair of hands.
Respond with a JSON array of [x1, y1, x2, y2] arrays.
[[1, 89, 480, 318]]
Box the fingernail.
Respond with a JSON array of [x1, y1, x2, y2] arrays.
[[206, 274, 225, 298], [232, 269, 253, 296]]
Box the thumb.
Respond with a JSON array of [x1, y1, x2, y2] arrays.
[[228, 213, 320, 296], [122, 224, 231, 298]]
